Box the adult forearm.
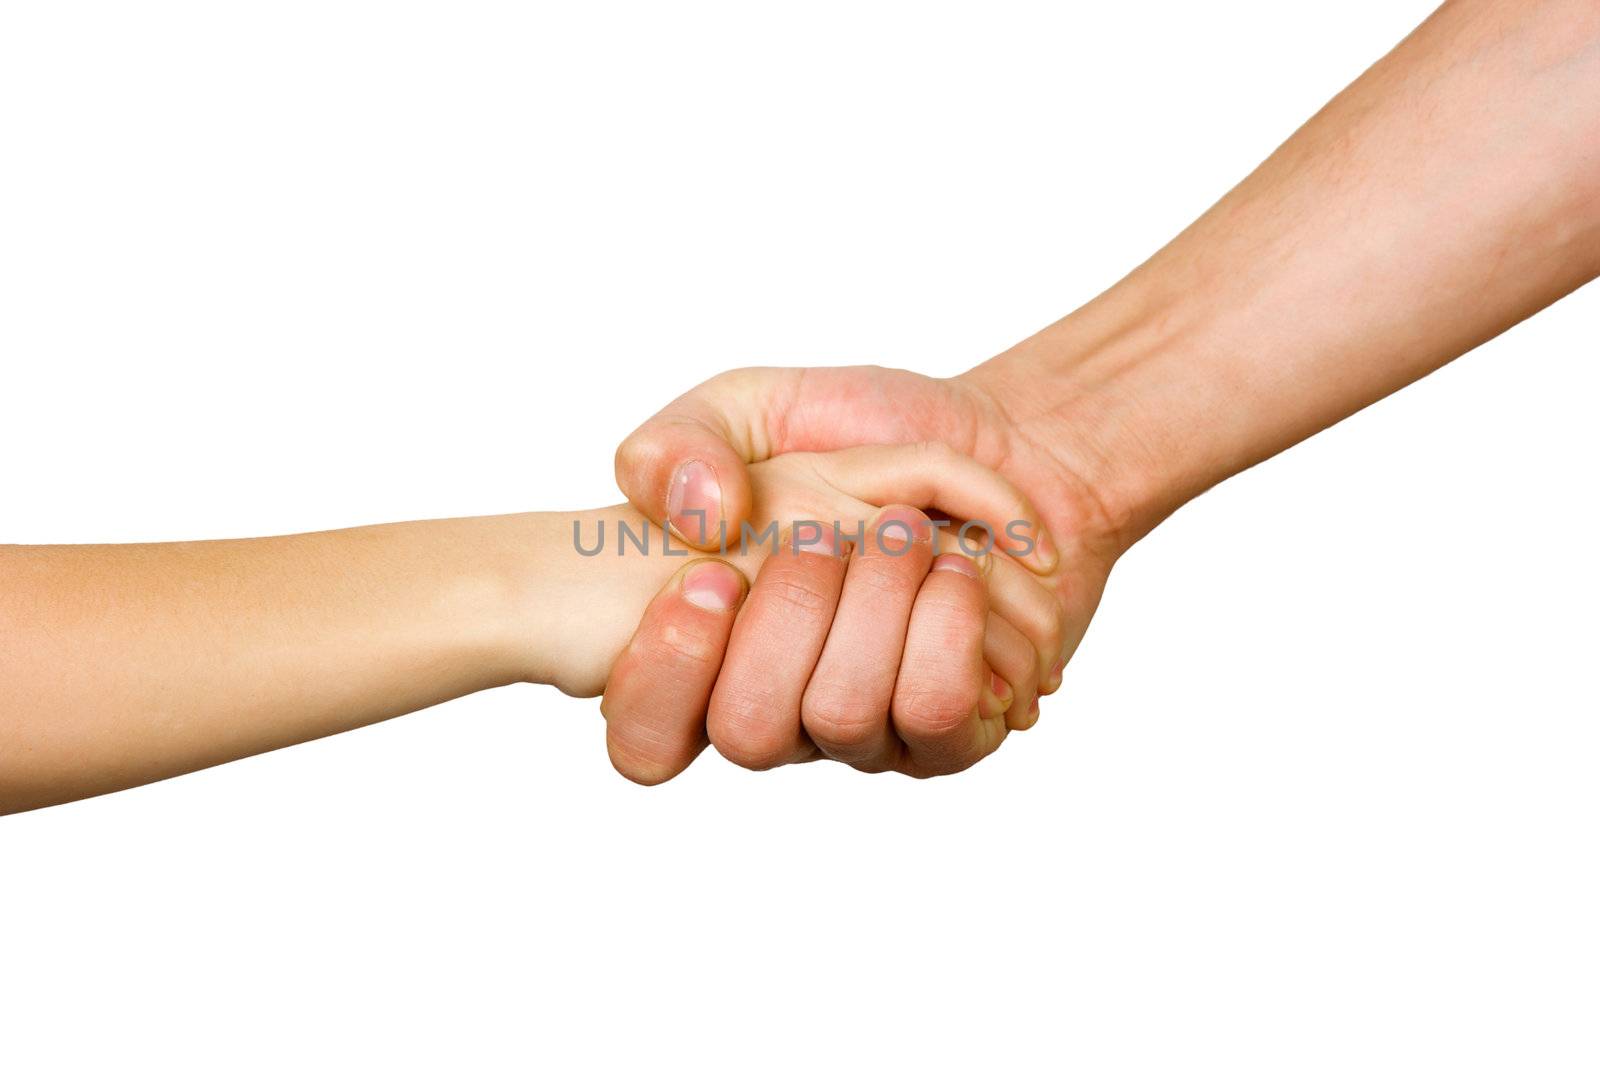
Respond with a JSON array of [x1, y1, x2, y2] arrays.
[[972, 0, 1600, 542]]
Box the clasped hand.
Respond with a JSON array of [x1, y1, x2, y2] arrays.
[[591, 364, 1125, 784]]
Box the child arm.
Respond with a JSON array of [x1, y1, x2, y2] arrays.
[[0, 510, 685, 814]]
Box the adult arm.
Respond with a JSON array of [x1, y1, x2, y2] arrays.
[[970, 0, 1600, 542], [615, 0, 1600, 668]]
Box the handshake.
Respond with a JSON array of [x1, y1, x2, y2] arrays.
[[19, 6, 1589, 808], [0, 359, 1134, 813], [506, 362, 1125, 784]]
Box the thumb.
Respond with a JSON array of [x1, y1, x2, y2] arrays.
[[602, 558, 748, 786], [614, 370, 787, 549]]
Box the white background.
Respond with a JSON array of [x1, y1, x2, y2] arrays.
[[3, 2, 1596, 1063]]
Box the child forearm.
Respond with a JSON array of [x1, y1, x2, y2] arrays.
[[0, 510, 679, 815]]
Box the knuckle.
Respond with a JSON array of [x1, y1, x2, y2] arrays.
[[756, 573, 833, 615], [800, 684, 885, 750], [613, 428, 661, 481], [1027, 599, 1066, 658], [707, 367, 751, 391], [851, 556, 924, 595], [1014, 656, 1041, 701], [709, 728, 791, 771], [634, 620, 724, 673], [707, 698, 792, 771], [893, 679, 980, 738], [899, 756, 972, 780]]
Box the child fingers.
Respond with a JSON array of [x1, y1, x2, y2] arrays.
[[982, 612, 1042, 732], [972, 548, 1068, 690], [807, 443, 1056, 574]]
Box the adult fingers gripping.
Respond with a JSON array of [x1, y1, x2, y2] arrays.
[[810, 441, 1066, 693], [613, 370, 789, 550], [706, 527, 849, 770], [601, 559, 747, 786], [891, 552, 1002, 776], [800, 505, 936, 770]]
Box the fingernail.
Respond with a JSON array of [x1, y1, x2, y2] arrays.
[[1032, 526, 1059, 572], [681, 561, 741, 611], [667, 460, 722, 545], [874, 506, 929, 548], [794, 521, 838, 556], [981, 671, 1013, 719], [932, 552, 980, 578], [955, 529, 997, 575], [1043, 654, 1065, 693]]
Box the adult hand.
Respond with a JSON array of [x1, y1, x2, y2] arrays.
[[610, 0, 1600, 775], [614, 363, 1135, 688], [601, 445, 1057, 783], [602, 531, 1022, 785], [600, 558, 747, 785]]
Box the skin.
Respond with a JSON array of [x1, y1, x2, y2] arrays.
[[0, 445, 1048, 813], [606, 0, 1600, 754], [9, 0, 1597, 808]]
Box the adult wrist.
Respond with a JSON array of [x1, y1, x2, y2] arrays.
[[961, 290, 1208, 550]]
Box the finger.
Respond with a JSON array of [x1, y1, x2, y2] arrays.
[[613, 370, 796, 550], [983, 612, 1041, 733], [800, 506, 935, 769], [891, 552, 1002, 777], [809, 442, 1057, 574], [601, 559, 747, 786], [706, 527, 848, 770], [980, 548, 1069, 692]]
